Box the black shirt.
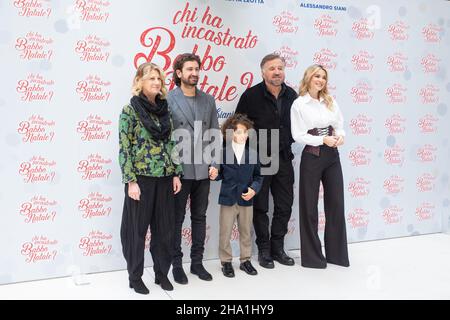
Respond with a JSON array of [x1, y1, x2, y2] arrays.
[[235, 81, 298, 161]]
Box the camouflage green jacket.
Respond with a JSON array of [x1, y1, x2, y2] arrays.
[[118, 104, 182, 183]]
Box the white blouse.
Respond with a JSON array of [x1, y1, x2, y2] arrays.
[[290, 93, 345, 146]]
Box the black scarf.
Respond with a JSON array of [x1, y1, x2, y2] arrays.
[[130, 93, 171, 142]]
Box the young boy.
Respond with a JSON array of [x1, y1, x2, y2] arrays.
[[209, 113, 263, 277]]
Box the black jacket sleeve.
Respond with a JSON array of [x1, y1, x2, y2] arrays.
[[235, 91, 249, 115]]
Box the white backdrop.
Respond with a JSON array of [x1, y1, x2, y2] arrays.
[[0, 0, 449, 285]]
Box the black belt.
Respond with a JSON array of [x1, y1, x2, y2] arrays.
[[303, 126, 333, 156]]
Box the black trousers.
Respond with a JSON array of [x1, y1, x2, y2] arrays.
[[253, 155, 294, 254], [173, 178, 210, 267], [120, 175, 175, 281], [299, 146, 349, 268]]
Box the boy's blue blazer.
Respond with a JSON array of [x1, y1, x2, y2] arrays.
[[215, 144, 263, 207]]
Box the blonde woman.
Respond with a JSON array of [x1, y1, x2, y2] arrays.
[[290, 65, 349, 269], [119, 62, 182, 294]]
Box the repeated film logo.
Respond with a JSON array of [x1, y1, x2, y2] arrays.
[[417, 144, 437, 163], [419, 84, 439, 104], [19, 156, 56, 183], [21, 235, 58, 263], [185, 195, 192, 212], [318, 183, 324, 200], [384, 114, 406, 135], [182, 224, 211, 246], [273, 11, 299, 34], [13, 0, 52, 18], [348, 177, 370, 198], [285, 79, 299, 94], [421, 53, 440, 74], [384, 145, 405, 166], [76, 74, 111, 102], [75, 34, 110, 62], [318, 212, 325, 232], [422, 23, 442, 43], [275, 46, 298, 69], [415, 202, 434, 221], [388, 21, 409, 41], [77, 153, 112, 180], [351, 50, 374, 72], [418, 114, 438, 134], [385, 83, 407, 104], [314, 14, 338, 37], [347, 208, 369, 228], [231, 223, 240, 241], [74, 0, 110, 22], [16, 73, 54, 102], [383, 175, 404, 195], [348, 145, 371, 167], [79, 230, 112, 256], [144, 228, 151, 250], [313, 48, 337, 70], [416, 173, 436, 192], [350, 81, 373, 104], [287, 217, 297, 235], [19, 195, 57, 224], [17, 114, 55, 143], [382, 205, 403, 225], [181, 226, 191, 246], [78, 192, 112, 219], [15, 31, 53, 61], [349, 114, 372, 136], [327, 83, 336, 99], [77, 114, 112, 141], [352, 18, 374, 40], [387, 52, 408, 72]]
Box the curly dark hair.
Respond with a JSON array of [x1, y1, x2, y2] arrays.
[[172, 53, 202, 87], [221, 113, 254, 140]]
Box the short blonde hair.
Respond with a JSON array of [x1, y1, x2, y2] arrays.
[[132, 62, 167, 98], [299, 64, 333, 110]]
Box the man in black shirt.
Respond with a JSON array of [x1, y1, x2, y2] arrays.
[[235, 53, 297, 268]]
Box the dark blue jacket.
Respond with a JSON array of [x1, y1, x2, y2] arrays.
[[215, 145, 263, 207]]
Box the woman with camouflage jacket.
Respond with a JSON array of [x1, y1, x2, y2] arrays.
[[119, 62, 182, 294]]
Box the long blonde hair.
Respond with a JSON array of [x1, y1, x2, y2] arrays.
[[298, 64, 333, 110], [131, 62, 167, 98]]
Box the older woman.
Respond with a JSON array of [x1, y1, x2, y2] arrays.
[[290, 64, 350, 269], [119, 62, 182, 294]]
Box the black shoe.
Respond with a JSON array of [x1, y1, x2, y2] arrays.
[[190, 264, 213, 281], [129, 279, 149, 295], [240, 260, 258, 275], [221, 262, 235, 278], [258, 252, 274, 269], [172, 266, 188, 285], [272, 250, 295, 266], [155, 275, 174, 291]]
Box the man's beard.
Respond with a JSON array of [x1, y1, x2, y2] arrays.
[[267, 77, 284, 86], [181, 76, 198, 86]]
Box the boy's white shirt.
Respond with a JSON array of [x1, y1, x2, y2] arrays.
[[232, 140, 245, 165]]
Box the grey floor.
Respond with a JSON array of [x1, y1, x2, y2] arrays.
[[1, 233, 449, 300]]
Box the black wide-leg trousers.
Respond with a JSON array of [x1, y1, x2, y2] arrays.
[[121, 175, 175, 281], [299, 146, 349, 268]]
